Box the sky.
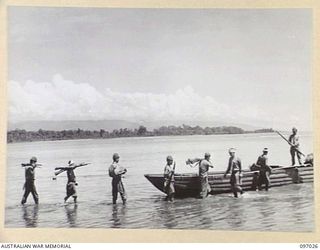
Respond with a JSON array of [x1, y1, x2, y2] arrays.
[[8, 7, 313, 130]]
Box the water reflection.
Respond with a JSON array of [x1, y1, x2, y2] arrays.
[[225, 199, 245, 229], [22, 205, 38, 228], [197, 200, 214, 228], [9, 183, 314, 231], [257, 197, 276, 229], [110, 204, 127, 228], [160, 201, 178, 229], [64, 204, 78, 227], [291, 196, 310, 227]]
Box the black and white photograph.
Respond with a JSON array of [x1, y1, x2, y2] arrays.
[[5, 6, 314, 233]]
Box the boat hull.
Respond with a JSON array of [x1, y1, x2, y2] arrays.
[[144, 164, 313, 197]]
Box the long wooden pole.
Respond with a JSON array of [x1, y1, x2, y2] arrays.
[[275, 130, 305, 156]]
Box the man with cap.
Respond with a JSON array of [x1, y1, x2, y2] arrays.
[[186, 152, 214, 198], [109, 153, 127, 204], [163, 155, 175, 202], [21, 156, 41, 205], [55, 160, 90, 203], [256, 148, 272, 191], [288, 127, 302, 165], [224, 148, 243, 198]]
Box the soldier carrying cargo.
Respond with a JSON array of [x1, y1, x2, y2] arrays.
[[186, 152, 214, 199], [109, 153, 127, 205], [55, 160, 90, 203]]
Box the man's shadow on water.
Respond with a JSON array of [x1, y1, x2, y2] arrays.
[[22, 205, 39, 228], [110, 204, 127, 228], [64, 204, 78, 227]]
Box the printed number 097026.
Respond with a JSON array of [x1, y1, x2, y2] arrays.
[[300, 244, 318, 248]]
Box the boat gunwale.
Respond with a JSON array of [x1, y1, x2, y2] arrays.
[[144, 164, 313, 197], [144, 164, 313, 179]]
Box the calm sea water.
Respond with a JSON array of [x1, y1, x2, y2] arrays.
[[5, 133, 314, 231]]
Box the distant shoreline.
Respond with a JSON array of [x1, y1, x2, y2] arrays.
[[7, 125, 274, 144]]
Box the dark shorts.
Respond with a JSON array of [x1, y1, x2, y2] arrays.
[[259, 171, 270, 184], [66, 182, 77, 197], [230, 172, 242, 187]]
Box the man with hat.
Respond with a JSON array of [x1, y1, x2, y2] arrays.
[[109, 153, 127, 204], [163, 155, 175, 202], [224, 148, 243, 198], [256, 148, 272, 191], [64, 161, 89, 203], [186, 152, 214, 198], [55, 160, 90, 203], [21, 156, 41, 205], [288, 127, 302, 165]]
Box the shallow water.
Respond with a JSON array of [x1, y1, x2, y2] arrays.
[[5, 133, 314, 231]]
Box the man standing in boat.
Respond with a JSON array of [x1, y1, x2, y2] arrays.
[[289, 127, 302, 166], [21, 156, 41, 205], [256, 148, 272, 191], [224, 148, 243, 198], [55, 160, 90, 203], [163, 155, 175, 202], [109, 153, 127, 205], [186, 152, 214, 198]]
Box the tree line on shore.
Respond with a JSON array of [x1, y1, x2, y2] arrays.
[[7, 125, 274, 143]]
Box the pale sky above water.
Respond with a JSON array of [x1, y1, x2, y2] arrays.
[[8, 7, 313, 130]]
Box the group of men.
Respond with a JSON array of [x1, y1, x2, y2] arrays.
[[163, 127, 304, 200], [20, 127, 304, 204], [165, 148, 248, 200], [20, 154, 127, 205]]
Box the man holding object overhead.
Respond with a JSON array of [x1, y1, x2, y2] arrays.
[[55, 160, 90, 203]]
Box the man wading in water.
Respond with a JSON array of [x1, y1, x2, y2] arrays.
[[224, 148, 243, 198], [55, 161, 89, 203], [21, 157, 41, 205], [256, 148, 272, 191], [163, 155, 175, 202], [186, 152, 214, 198], [109, 153, 127, 205]]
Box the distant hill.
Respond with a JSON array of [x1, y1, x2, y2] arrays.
[[8, 120, 141, 131]]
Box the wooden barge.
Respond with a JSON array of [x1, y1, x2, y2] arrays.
[[144, 164, 313, 197]]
